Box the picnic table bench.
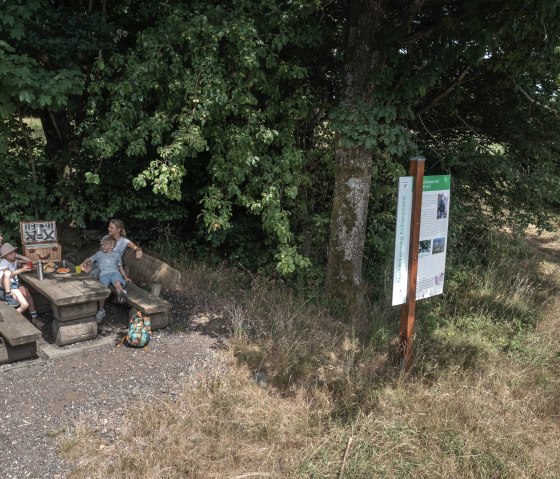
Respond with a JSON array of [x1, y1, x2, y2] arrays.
[[0, 302, 41, 364], [14, 249, 180, 348], [118, 249, 181, 330], [20, 270, 111, 346]]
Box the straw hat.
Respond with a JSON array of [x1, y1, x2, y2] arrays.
[[0, 243, 17, 257]]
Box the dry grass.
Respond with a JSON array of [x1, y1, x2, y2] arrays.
[[300, 360, 560, 478], [61, 237, 560, 478], [63, 360, 330, 478]]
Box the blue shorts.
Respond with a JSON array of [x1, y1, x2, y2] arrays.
[[99, 272, 126, 288], [0, 280, 19, 299]]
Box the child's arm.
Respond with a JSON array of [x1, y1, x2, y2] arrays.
[[119, 263, 131, 283], [11, 264, 31, 275], [15, 253, 32, 263], [80, 257, 94, 273], [1, 270, 10, 291]]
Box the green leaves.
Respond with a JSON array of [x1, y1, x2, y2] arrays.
[[133, 160, 187, 201], [81, 1, 330, 273], [85, 172, 100, 185], [330, 102, 412, 155]]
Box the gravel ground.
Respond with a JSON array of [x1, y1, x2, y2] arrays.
[[0, 290, 221, 479]]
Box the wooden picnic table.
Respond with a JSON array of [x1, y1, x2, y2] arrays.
[[20, 270, 111, 346]]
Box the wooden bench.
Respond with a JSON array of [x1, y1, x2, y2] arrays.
[[0, 302, 41, 364], [119, 249, 181, 330]]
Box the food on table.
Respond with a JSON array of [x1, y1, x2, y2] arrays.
[[43, 261, 56, 273], [56, 267, 71, 273]]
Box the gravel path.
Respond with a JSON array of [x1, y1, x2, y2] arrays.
[[0, 293, 220, 479]]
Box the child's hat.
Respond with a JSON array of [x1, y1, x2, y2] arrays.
[[0, 243, 17, 257]]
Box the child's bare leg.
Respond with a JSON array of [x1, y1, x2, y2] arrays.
[[95, 298, 106, 322], [12, 289, 29, 313], [114, 280, 127, 303], [21, 286, 35, 312]]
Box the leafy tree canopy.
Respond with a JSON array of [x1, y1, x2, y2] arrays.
[[0, 0, 559, 284]]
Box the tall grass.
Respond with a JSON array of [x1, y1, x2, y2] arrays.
[[62, 230, 560, 478]]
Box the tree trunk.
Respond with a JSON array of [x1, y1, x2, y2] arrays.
[[324, 0, 386, 316], [325, 145, 372, 313]]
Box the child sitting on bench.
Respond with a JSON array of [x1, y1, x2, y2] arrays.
[[0, 242, 42, 326], [0, 232, 27, 308], [80, 237, 130, 323]]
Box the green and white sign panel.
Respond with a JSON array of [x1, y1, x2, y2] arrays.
[[392, 176, 413, 306], [416, 175, 450, 300], [392, 175, 451, 305]]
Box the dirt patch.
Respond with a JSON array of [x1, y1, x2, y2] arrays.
[[525, 226, 560, 260]]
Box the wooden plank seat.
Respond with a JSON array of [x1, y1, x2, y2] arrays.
[[116, 249, 181, 330], [115, 283, 171, 330], [122, 249, 181, 293], [0, 302, 41, 364]]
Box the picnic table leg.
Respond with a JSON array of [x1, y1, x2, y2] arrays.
[[51, 302, 99, 347]]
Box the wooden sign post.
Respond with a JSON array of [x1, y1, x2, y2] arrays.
[[398, 156, 425, 371]]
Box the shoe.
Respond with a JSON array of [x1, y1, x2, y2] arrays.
[[117, 289, 127, 304], [95, 309, 106, 323], [5, 294, 20, 308]]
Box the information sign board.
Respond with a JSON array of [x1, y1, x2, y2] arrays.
[[392, 175, 451, 305], [415, 175, 450, 300], [392, 177, 413, 306]]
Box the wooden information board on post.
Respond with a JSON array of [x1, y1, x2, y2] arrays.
[[398, 157, 425, 371], [19, 221, 62, 263], [392, 157, 452, 371]]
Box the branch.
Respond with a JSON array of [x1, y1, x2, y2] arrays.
[[48, 110, 63, 140], [512, 77, 560, 116], [409, 0, 459, 15], [19, 115, 39, 220], [337, 435, 354, 479], [414, 66, 470, 117], [405, 25, 440, 45], [406, 0, 458, 30]]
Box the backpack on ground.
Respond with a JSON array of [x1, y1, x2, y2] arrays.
[[123, 308, 151, 348]]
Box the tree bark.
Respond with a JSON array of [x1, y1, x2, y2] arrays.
[[325, 0, 386, 315]]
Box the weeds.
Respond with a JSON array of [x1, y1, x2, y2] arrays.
[[62, 230, 560, 478]]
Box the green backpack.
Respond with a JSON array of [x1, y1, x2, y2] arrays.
[[125, 309, 151, 348]]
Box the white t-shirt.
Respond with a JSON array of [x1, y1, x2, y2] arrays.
[[113, 237, 131, 259], [0, 258, 18, 284]]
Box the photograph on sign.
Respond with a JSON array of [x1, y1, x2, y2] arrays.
[[418, 239, 431, 257], [437, 193, 449, 219], [416, 175, 451, 301]]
